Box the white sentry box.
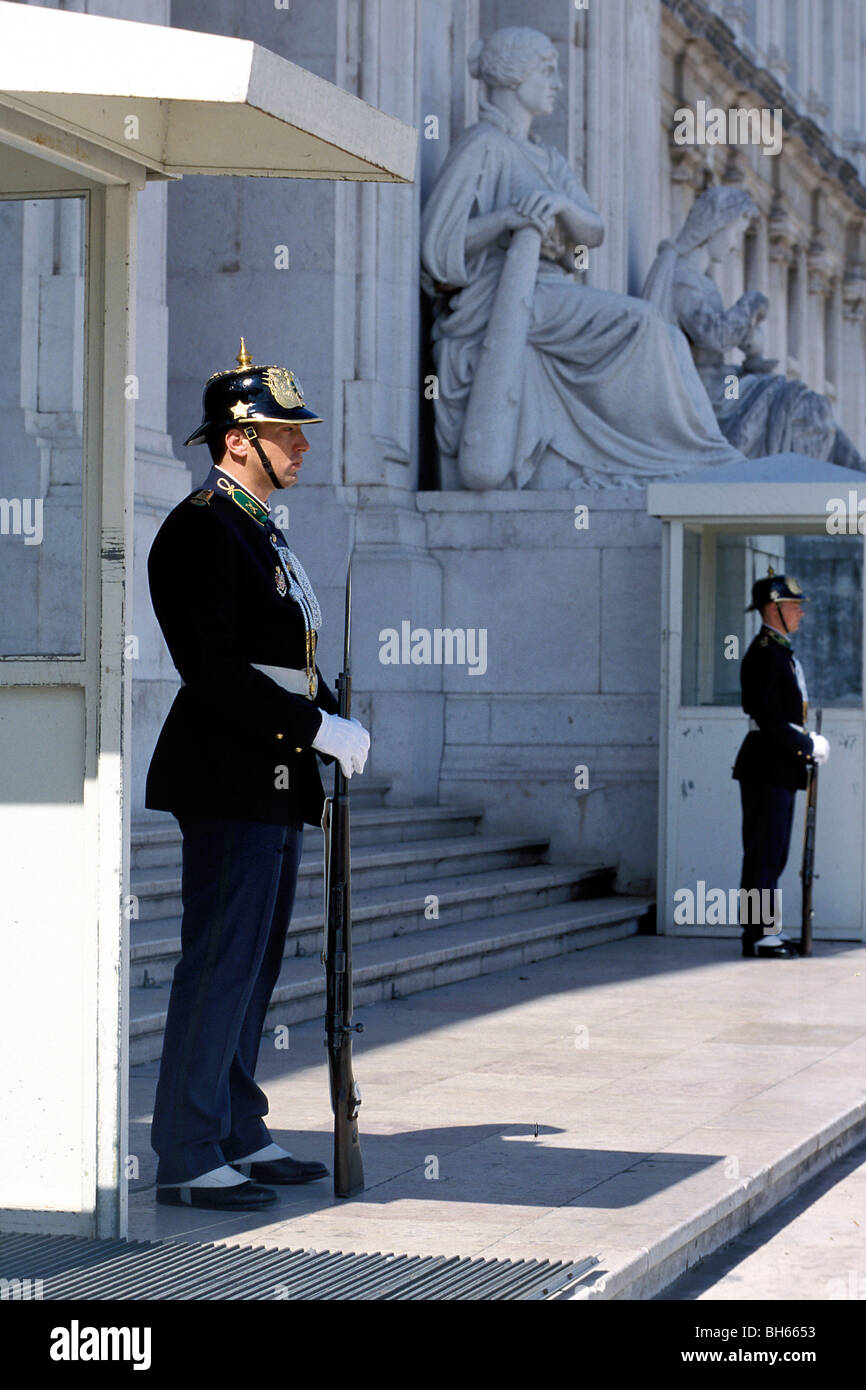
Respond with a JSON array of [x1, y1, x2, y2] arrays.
[[648, 454, 866, 944]]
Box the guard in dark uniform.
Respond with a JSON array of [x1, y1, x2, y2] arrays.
[[145, 339, 370, 1210], [732, 571, 829, 959]]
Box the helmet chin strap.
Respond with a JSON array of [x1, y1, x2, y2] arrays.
[[244, 425, 283, 491], [775, 601, 789, 634]]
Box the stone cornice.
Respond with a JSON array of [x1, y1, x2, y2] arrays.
[[663, 0, 866, 215]]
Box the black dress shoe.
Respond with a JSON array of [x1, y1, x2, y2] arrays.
[[230, 1155, 330, 1184], [742, 937, 799, 959], [156, 1180, 278, 1210]]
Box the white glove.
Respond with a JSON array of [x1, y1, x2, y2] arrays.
[[810, 732, 830, 765], [312, 710, 370, 778]]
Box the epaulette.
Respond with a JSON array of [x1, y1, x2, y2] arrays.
[[189, 489, 214, 507], [759, 635, 768, 646]]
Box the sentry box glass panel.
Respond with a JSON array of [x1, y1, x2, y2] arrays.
[[681, 528, 863, 710], [0, 194, 86, 658]]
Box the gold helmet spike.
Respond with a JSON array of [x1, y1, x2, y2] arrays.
[[236, 337, 253, 370], [767, 566, 775, 577]]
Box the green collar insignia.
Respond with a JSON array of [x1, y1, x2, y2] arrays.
[[214, 475, 269, 526], [762, 624, 792, 651]]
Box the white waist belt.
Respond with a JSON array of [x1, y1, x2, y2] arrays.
[[251, 663, 317, 700], [748, 718, 804, 733]]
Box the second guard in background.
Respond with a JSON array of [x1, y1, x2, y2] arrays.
[[732, 571, 830, 959]]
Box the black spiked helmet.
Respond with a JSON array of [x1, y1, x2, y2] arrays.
[[746, 568, 808, 612], [184, 337, 324, 447]]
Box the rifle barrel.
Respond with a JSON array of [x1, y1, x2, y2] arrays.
[[799, 707, 822, 958], [324, 557, 364, 1196]]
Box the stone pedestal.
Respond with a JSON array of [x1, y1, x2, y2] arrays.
[[417, 488, 662, 893], [251, 483, 662, 896]]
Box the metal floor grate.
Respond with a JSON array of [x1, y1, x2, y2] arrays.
[[0, 1233, 597, 1301]]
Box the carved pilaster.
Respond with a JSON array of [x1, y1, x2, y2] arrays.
[[668, 135, 709, 190], [767, 196, 799, 265], [842, 266, 866, 322], [806, 234, 839, 297]]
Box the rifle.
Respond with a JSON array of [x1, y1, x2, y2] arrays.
[[799, 707, 822, 958], [321, 562, 365, 1197]]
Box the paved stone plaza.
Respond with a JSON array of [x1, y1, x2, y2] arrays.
[[128, 936, 866, 1299]]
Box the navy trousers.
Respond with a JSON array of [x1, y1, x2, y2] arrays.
[[151, 817, 303, 1185], [738, 781, 796, 945]]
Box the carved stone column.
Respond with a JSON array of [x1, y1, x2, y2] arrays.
[[805, 229, 839, 391], [767, 194, 799, 372], [842, 256, 866, 455], [341, 0, 421, 490], [583, 0, 629, 291], [625, 0, 664, 292]]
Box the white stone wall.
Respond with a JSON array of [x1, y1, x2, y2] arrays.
[[423, 488, 662, 893]]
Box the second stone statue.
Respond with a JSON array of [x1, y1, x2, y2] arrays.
[[420, 25, 744, 491]]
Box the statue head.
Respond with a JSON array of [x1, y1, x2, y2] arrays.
[[643, 184, 760, 319], [468, 27, 561, 117], [677, 186, 759, 260]]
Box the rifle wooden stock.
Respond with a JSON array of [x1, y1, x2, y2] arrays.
[[322, 564, 364, 1197], [799, 708, 822, 958]]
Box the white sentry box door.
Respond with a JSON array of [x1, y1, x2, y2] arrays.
[[658, 521, 866, 941], [0, 145, 135, 1237]]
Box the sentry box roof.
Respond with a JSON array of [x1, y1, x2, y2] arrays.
[[0, 0, 417, 185], [648, 452, 866, 533]]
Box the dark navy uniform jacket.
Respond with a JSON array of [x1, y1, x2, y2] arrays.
[[732, 626, 816, 791], [145, 466, 338, 827]]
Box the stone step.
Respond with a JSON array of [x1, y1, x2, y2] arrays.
[[129, 831, 551, 921], [130, 802, 484, 873], [128, 895, 653, 1064], [319, 774, 391, 808], [129, 861, 617, 986]]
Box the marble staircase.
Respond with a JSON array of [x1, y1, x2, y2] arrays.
[[128, 778, 652, 1064]]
